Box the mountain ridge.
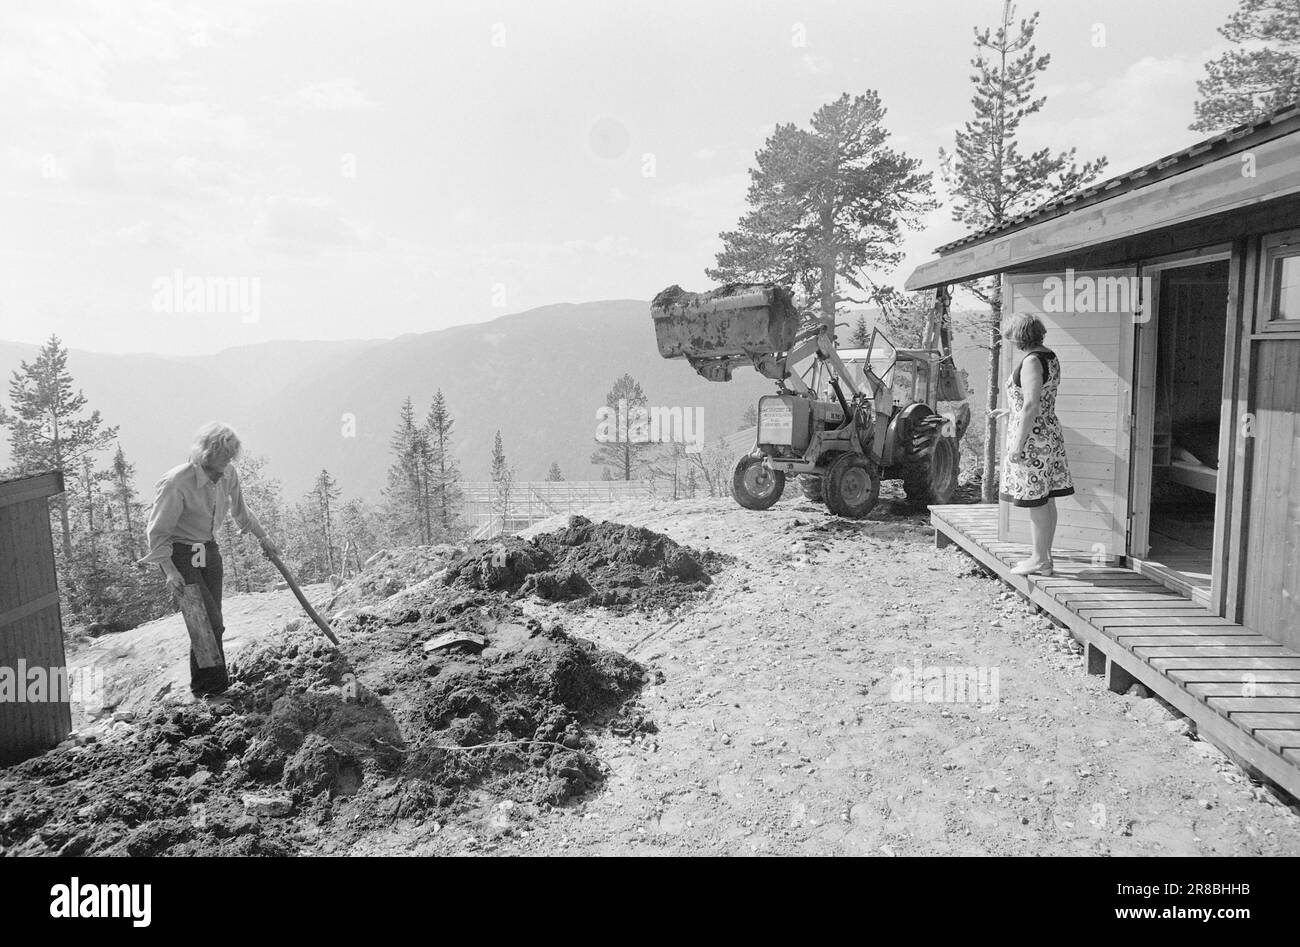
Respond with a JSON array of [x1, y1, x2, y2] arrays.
[[0, 300, 990, 502]]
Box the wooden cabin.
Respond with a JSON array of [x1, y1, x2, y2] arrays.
[[0, 471, 72, 765], [907, 103, 1300, 794]]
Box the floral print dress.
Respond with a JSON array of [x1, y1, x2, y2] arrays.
[[999, 349, 1074, 508]]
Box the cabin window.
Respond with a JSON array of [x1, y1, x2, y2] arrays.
[[1273, 256, 1300, 321], [1261, 229, 1300, 331]]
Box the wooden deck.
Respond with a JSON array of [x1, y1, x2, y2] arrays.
[[931, 503, 1300, 799]]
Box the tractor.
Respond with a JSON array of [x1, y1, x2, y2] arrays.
[[650, 283, 969, 519]]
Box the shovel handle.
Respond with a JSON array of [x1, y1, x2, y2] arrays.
[[265, 548, 340, 645]]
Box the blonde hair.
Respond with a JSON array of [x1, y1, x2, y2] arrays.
[[189, 422, 243, 467], [1001, 312, 1047, 349]]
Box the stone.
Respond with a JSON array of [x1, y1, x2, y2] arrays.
[[241, 793, 292, 817]]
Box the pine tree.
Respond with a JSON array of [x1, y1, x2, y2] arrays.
[[939, 3, 1107, 501], [849, 315, 872, 348], [410, 429, 434, 544], [489, 431, 513, 537], [283, 499, 329, 582], [78, 455, 107, 539], [708, 92, 934, 320], [338, 498, 382, 574], [590, 374, 656, 480], [546, 462, 564, 482], [739, 404, 759, 431], [0, 335, 119, 558], [312, 469, 342, 574], [62, 455, 112, 625], [425, 389, 462, 540], [1192, 0, 1300, 131], [58, 441, 168, 633], [108, 444, 140, 560], [382, 397, 424, 545]]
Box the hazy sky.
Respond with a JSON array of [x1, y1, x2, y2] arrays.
[[0, 0, 1239, 355]]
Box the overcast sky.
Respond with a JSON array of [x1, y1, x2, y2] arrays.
[[0, 0, 1239, 356]]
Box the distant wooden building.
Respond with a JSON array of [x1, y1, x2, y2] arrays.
[[0, 471, 72, 765]]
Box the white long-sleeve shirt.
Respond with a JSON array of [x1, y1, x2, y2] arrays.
[[140, 462, 265, 565]]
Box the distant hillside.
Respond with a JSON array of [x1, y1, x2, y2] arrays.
[[0, 302, 768, 500], [0, 300, 991, 502]]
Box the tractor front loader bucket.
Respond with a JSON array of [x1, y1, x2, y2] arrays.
[[650, 283, 800, 362]]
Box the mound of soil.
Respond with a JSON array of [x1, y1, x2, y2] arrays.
[[445, 515, 728, 612], [0, 616, 651, 856], [326, 544, 465, 615], [0, 517, 710, 857]]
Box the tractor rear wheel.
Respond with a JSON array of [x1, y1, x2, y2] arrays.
[[903, 434, 959, 509], [798, 475, 824, 502], [732, 455, 785, 510], [824, 453, 880, 519]]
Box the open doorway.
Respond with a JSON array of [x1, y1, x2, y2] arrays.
[[1130, 257, 1231, 602]]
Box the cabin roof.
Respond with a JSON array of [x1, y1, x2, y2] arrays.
[[934, 101, 1300, 254], [906, 101, 1300, 290]]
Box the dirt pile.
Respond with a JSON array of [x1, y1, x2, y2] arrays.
[[445, 515, 728, 612], [0, 616, 653, 856], [326, 544, 465, 615], [0, 517, 712, 856]]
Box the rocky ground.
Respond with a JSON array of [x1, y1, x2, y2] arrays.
[[4, 488, 1299, 856]]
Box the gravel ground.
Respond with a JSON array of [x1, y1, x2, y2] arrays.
[[28, 491, 1300, 856]]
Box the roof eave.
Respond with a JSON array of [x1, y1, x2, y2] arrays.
[[906, 115, 1300, 291]]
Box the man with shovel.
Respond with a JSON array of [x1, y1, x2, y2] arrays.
[[141, 422, 278, 697]]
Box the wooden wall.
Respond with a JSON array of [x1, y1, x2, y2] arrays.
[[998, 271, 1135, 559], [1242, 338, 1300, 647], [0, 472, 72, 765]]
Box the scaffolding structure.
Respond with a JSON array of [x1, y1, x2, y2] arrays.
[[460, 480, 655, 540]]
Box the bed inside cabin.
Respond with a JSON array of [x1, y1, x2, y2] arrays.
[[1140, 260, 1231, 598]]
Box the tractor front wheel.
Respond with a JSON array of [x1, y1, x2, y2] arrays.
[[733, 455, 786, 510], [824, 453, 880, 519]]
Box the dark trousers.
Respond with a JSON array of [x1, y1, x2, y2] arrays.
[[169, 541, 228, 695]]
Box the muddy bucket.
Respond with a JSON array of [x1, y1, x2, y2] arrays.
[[650, 283, 799, 359]]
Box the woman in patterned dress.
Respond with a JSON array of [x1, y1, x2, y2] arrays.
[[991, 312, 1074, 576]]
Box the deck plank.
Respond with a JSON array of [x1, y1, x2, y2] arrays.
[[1109, 626, 1263, 639], [1042, 565, 1145, 577], [1035, 574, 1161, 586], [1253, 730, 1300, 751], [1134, 646, 1297, 659], [1095, 616, 1236, 629], [1078, 606, 1216, 619], [1173, 669, 1300, 684], [1189, 682, 1300, 698], [1207, 698, 1300, 714], [1230, 713, 1300, 733], [1119, 635, 1274, 648], [1154, 657, 1300, 670], [1056, 591, 1188, 602]]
